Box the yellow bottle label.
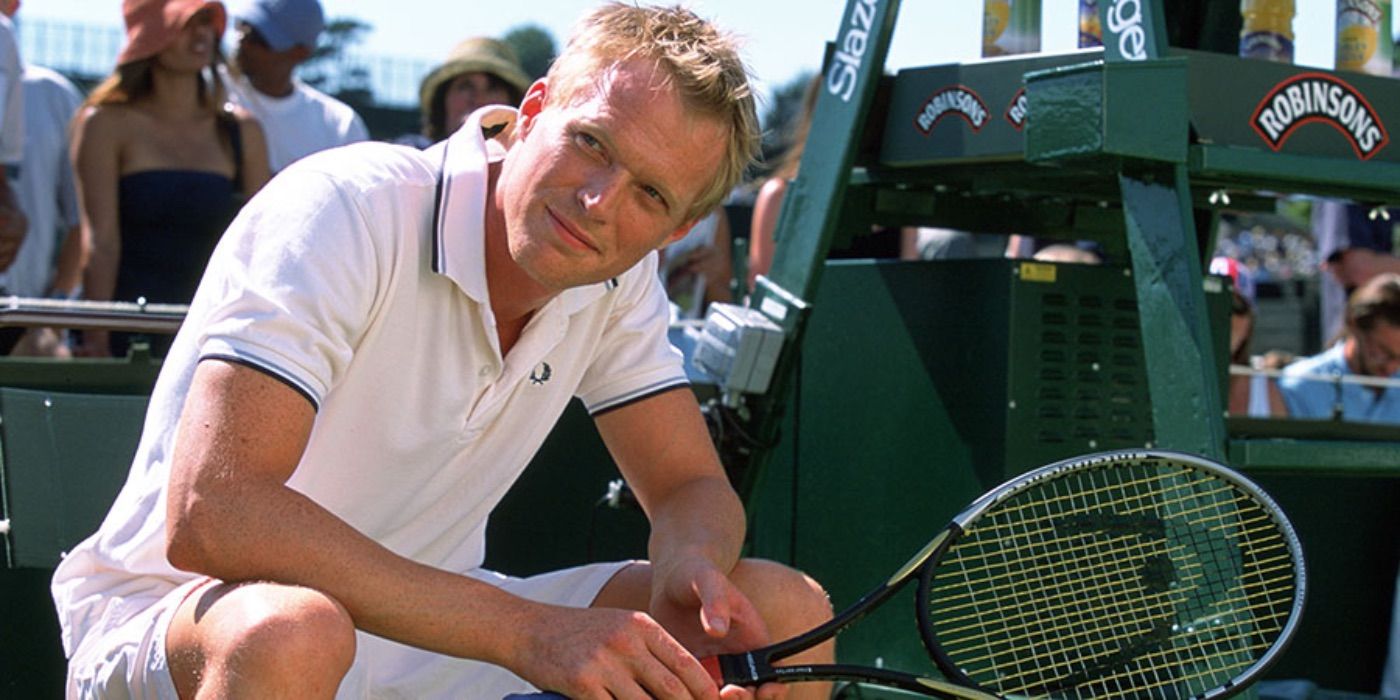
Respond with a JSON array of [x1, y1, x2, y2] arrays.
[[1335, 0, 1392, 74], [984, 0, 1011, 47], [1240, 0, 1296, 62], [1336, 23, 1379, 67], [1079, 0, 1103, 47]]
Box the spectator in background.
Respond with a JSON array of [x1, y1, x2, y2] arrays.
[[1210, 256, 1276, 417], [1312, 199, 1400, 343], [4, 62, 84, 357], [748, 75, 914, 287], [73, 0, 269, 357], [0, 1, 26, 352], [660, 209, 732, 319], [0, 1, 21, 214], [397, 37, 530, 148], [1008, 236, 1110, 264], [1274, 273, 1400, 423], [224, 0, 367, 172], [1032, 242, 1102, 265]]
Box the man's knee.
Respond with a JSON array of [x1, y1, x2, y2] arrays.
[[170, 581, 356, 695], [223, 584, 356, 668], [731, 559, 833, 629]]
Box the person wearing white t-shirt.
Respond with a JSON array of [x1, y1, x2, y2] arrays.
[[1, 65, 81, 300], [223, 0, 367, 172], [52, 5, 833, 699], [0, 7, 27, 279], [2, 64, 83, 357]]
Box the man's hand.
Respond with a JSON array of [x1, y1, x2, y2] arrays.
[[650, 555, 788, 700], [517, 605, 720, 700], [650, 555, 769, 656]]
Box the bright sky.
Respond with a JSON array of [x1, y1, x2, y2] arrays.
[[19, 0, 1342, 102]]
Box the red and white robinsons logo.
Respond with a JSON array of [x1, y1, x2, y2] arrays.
[[1250, 72, 1388, 160], [914, 85, 990, 134], [1005, 88, 1029, 130]]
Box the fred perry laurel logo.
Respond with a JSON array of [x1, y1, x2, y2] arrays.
[[914, 85, 990, 135], [1250, 72, 1388, 160], [529, 362, 552, 385]]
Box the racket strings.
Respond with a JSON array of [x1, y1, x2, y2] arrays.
[[930, 497, 1291, 625], [953, 586, 1294, 691], [932, 540, 1200, 638], [940, 531, 1192, 688], [985, 470, 1282, 694], [924, 460, 1297, 699]]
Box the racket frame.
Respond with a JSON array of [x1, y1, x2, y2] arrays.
[[705, 450, 1305, 700], [914, 450, 1307, 700]]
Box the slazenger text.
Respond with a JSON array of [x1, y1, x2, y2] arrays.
[[1106, 0, 1147, 60], [827, 0, 878, 102]]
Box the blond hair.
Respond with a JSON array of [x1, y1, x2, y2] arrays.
[[547, 2, 759, 220]]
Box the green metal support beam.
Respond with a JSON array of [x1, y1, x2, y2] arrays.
[[1119, 164, 1225, 457], [1098, 0, 1225, 460], [738, 0, 902, 496], [760, 0, 900, 306]]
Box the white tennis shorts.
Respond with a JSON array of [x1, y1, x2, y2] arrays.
[[66, 562, 632, 699]]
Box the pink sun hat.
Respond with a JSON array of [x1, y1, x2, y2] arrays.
[[117, 0, 227, 66]]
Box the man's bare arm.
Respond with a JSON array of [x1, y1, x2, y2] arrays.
[[167, 359, 715, 698], [594, 388, 769, 656]]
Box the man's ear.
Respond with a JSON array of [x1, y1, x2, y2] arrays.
[[517, 79, 549, 138], [661, 219, 698, 248]]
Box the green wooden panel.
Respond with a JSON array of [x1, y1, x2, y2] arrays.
[[0, 567, 65, 698], [753, 259, 1005, 681], [1239, 472, 1400, 692], [877, 51, 1099, 167], [0, 388, 147, 569], [0, 350, 163, 396], [1229, 435, 1400, 475], [1025, 57, 1190, 165], [1183, 50, 1400, 166], [748, 258, 1232, 682]]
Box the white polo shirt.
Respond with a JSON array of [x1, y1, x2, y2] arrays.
[[52, 106, 689, 659]]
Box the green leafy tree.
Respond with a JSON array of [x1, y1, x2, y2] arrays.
[[300, 17, 373, 101], [503, 24, 557, 81]]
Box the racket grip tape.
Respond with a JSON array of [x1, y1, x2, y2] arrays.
[[701, 653, 765, 686], [700, 655, 726, 686]]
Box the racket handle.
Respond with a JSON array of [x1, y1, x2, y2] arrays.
[[700, 656, 726, 686]]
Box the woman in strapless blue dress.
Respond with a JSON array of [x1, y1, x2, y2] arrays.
[[71, 0, 270, 357]]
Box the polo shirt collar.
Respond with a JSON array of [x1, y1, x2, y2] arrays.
[[431, 106, 615, 315]]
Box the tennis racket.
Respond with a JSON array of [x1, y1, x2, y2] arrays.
[[701, 449, 1305, 699]]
